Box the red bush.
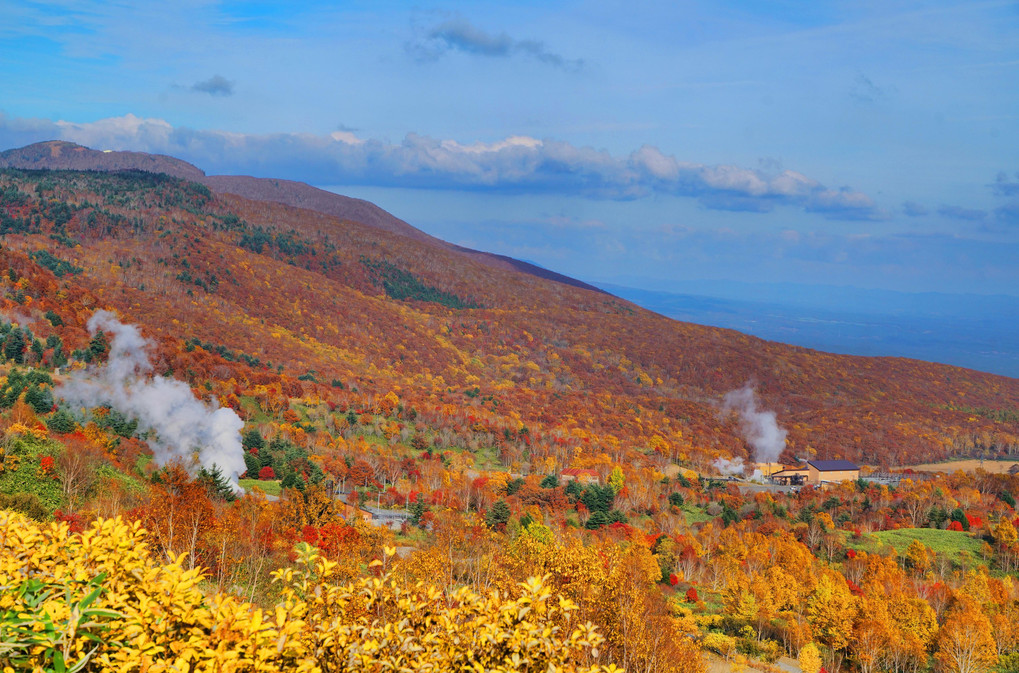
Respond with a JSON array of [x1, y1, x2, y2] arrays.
[[669, 573, 679, 586], [258, 466, 276, 480], [54, 509, 86, 534], [686, 587, 699, 602]]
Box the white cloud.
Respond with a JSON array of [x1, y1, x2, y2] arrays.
[[0, 112, 880, 218]]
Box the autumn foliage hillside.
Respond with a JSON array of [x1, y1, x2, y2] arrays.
[[4, 165, 1019, 673], [0, 166, 1016, 470]]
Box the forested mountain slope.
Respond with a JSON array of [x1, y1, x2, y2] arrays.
[[0, 164, 1016, 468], [0, 141, 605, 289]]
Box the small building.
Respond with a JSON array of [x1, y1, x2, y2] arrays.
[[756, 463, 785, 478], [559, 468, 599, 485], [806, 460, 860, 485], [770, 465, 808, 486]]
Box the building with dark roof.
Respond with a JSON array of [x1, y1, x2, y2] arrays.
[[805, 459, 860, 485], [770, 465, 808, 486]]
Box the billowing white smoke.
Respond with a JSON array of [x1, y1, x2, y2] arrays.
[[722, 384, 787, 465], [1, 310, 35, 327], [712, 456, 746, 477], [57, 310, 245, 490]]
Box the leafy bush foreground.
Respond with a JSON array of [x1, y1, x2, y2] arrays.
[[0, 509, 618, 672]]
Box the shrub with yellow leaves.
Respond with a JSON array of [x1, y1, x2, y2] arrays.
[[273, 541, 619, 672], [0, 510, 620, 672]]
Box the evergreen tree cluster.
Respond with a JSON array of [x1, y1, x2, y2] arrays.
[[360, 257, 482, 310], [0, 319, 60, 367], [240, 430, 323, 491], [0, 368, 53, 413]]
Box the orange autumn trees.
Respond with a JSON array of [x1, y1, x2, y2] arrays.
[[494, 522, 703, 673], [936, 597, 997, 673], [138, 462, 215, 569]]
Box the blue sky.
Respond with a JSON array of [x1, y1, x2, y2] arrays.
[[1, 0, 1018, 297]]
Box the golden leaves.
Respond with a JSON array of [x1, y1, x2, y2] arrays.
[[1, 510, 615, 672]]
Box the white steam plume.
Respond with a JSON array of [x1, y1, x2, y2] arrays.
[[0, 310, 35, 327], [712, 456, 746, 477], [56, 310, 246, 490], [722, 384, 787, 464]]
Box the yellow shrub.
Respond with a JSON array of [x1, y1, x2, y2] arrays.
[[0, 511, 619, 673], [702, 632, 737, 658]]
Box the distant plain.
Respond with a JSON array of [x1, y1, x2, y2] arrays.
[[602, 281, 1019, 379]]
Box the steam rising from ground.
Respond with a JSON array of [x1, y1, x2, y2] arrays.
[[713, 384, 788, 477], [712, 456, 746, 477], [57, 311, 245, 489]]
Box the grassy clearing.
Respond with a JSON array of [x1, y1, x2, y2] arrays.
[[134, 453, 152, 477], [683, 505, 714, 525], [472, 445, 506, 471], [903, 459, 1019, 474], [0, 436, 64, 512], [238, 396, 272, 424], [239, 479, 282, 497], [846, 527, 984, 565]]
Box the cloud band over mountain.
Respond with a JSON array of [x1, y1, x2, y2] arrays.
[[0, 112, 878, 219]]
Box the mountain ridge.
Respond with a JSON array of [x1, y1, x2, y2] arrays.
[[0, 141, 604, 294]]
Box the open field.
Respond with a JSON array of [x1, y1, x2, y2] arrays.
[[845, 528, 984, 565], [903, 459, 1019, 474], [239, 479, 282, 497]]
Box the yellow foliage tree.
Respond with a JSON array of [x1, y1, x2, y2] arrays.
[[608, 465, 625, 495], [906, 539, 932, 573], [806, 571, 857, 653], [799, 642, 822, 673], [935, 597, 998, 673]]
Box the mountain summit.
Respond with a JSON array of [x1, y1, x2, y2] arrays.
[[0, 140, 205, 180]]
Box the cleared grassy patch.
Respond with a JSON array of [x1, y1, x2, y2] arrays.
[[0, 436, 65, 512], [472, 445, 506, 471], [903, 459, 1019, 474], [239, 479, 282, 497], [846, 527, 984, 565], [238, 395, 272, 424], [683, 505, 714, 525]]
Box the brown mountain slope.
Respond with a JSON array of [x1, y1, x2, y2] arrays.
[[0, 167, 1016, 471], [0, 141, 603, 293], [200, 174, 437, 244]]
